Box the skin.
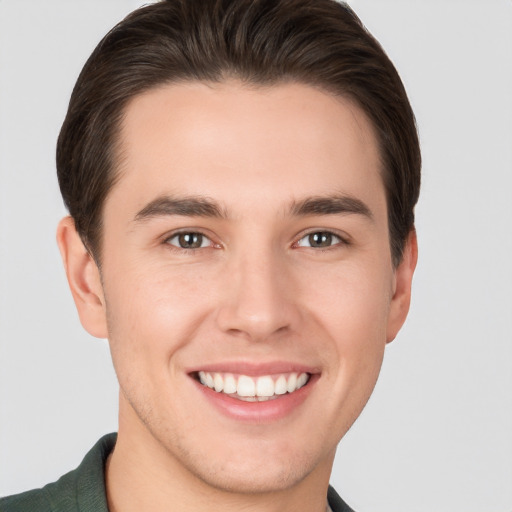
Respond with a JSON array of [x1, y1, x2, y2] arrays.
[[57, 81, 417, 512]]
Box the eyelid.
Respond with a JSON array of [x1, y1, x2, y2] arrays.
[[293, 229, 351, 249], [162, 229, 221, 250], [160, 227, 349, 250]]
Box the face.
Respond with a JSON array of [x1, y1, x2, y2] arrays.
[[60, 81, 416, 494]]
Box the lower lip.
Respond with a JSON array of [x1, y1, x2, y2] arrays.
[[192, 374, 318, 423]]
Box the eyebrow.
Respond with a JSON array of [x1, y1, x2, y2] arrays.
[[289, 194, 373, 220], [133, 193, 373, 222], [134, 196, 227, 222]]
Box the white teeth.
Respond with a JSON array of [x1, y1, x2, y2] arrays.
[[256, 375, 274, 397], [237, 375, 256, 397], [197, 371, 310, 399], [223, 374, 237, 394], [213, 373, 223, 392], [297, 373, 308, 388], [274, 375, 287, 395], [286, 373, 297, 393]]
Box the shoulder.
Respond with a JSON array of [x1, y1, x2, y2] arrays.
[[328, 485, 356, 512], [0, 487, 53, 512], [0, 434, 116, 512], [0, 469, 79, 512]]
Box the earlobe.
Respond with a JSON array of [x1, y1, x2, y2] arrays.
[[56, 216, 108, 339], [386, 230, 418, 343]]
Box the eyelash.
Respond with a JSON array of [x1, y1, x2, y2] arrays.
[[294, 230, 349, 250], [164, 231, 218, 252], [163, 229, 349, 253]]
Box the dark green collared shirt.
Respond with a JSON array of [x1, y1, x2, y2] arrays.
[[0, 433, 354, 512], [0, 435, 114, 512]]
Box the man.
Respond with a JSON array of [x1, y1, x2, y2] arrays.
[[0, 0, 419, 510]]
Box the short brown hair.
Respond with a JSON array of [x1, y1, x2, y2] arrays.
[[57, 0, 420, 266]]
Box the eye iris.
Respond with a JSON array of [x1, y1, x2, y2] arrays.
[[309, 232, 332, 247], [178, 233, 203, 248]]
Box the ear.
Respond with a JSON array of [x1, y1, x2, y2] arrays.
[[386, 229, 418, 343], [56, 216, 108, 339]]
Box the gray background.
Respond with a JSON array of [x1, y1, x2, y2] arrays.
[[0, 1, 511, 511]]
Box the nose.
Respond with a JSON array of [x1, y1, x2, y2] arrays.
[[215, 247, 300, 342]]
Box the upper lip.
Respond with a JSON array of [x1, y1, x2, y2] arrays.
[[186, 361, 320, 377]]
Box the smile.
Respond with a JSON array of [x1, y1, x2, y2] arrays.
[[197, 371, 310, 401]]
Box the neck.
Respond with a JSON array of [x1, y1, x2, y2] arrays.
[[106, 397, 333, 512]]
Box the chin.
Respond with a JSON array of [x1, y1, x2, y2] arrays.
[[184, 451, 317, 494], [161, 430, 329, 495]]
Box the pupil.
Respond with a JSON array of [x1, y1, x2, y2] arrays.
[[309, 232, 331, 247], [179, 233, 202, 248]]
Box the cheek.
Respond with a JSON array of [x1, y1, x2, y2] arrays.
[[301, 261, 391, 392], [302, 261, 392, 340], [103, 263, 217, 363]]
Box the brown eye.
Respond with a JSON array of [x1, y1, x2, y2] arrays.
[[308, 232, 333, 247], [167, 232, 208, 249], [296, 231, 343, 248]]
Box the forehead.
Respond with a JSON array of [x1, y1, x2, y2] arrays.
[[109, 80, 385, 219]]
